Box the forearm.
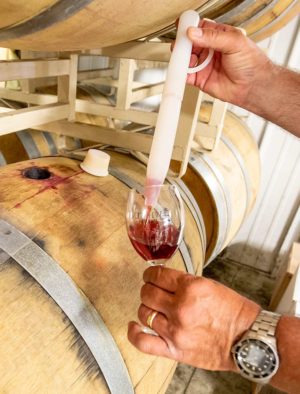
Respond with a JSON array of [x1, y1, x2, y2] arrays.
[[243, 63, 300, 137], [271, 315, 300, 393]]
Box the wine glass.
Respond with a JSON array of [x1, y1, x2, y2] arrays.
[[126, 184, 185, 266]]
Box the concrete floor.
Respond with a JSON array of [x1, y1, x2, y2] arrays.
[[166, 257, 286, 394]]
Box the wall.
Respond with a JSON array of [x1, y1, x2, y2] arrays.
[[225, 16, 300, 276]]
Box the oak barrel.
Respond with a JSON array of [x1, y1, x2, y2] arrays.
[[0, 153, 204, 393], [0, 130, 62, 165], [0, 0, 298, 50], [0, 0, 204, 51], [187, 103, 260, 263], [214, 0, 300, 42]]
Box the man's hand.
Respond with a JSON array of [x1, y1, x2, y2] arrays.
[[128, 266, 260, 371], [186, 19, 300, 137], [186, 19, 272, 108]]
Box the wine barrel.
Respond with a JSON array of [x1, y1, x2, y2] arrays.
[[161, 0, 299, 43], [0, 0, 204, 51], [0, 0, 298, 50], [213, 0, 300, 42], [0, 130, 59, 165], [241, 0, 300, 42], [0, 154, 204, 393], [184, 103, 260, 264]]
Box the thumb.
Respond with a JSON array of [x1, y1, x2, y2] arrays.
[[187, 26, 244, 54]]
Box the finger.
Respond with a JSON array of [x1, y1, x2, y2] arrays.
[[128, 321, 173, 358], [141, 283, 174, 316], [138, 304, 169, 337], [187, 53, 201, 85], [187, 26, 246, 54], [187, 72, 196, 85], [190, 48, 214, 89], [200, 18, 217, 29], [200, 19, 240, 34], [190, 53, 199, 67], [195, 48, 210, 64], [143, 266, 186, 292], [201, 17, 216, 24]]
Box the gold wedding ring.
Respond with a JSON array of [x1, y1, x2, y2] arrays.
[[146, 311, 158, 329]]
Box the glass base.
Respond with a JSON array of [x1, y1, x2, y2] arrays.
[[147, 259, 166, 266]]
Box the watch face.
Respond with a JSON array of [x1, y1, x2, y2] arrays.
[[234, 339, 278, 380]]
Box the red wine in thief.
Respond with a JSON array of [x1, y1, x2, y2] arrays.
[[128, 219, 180, 261]]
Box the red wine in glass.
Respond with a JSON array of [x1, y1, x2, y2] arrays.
[[126, 184, 185, 266], [128, 219, 180, 262]]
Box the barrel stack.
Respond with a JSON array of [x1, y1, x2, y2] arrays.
[[0, 1, 297, 393]]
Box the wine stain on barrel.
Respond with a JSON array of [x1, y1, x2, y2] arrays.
[[23, 166, 51, 180], [13, 165, 84, 209]]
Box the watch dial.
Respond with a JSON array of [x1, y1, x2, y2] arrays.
[[234, 339, 278, 379]]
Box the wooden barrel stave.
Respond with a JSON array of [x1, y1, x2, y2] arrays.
[[0, 133, 30, 164], [250, 0, 300, 41], [1, 256, 109, 393], [240, 0, 296, 34], [0, 0, 58, 29]]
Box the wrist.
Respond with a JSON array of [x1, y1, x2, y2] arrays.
[[271, 315, 300, 392], [241, 58, 277, 115], [232, 299, 261, 343]]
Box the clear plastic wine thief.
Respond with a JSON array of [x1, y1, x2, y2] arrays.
[[145, 10, 213, 205]]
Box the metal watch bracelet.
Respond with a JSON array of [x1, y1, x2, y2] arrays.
[[249, 310, 281, 344]]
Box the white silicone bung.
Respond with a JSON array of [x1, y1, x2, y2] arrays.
[[80, 149, 110, 177]]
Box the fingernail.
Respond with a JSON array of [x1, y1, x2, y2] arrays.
[[236, 27, 247, 36], [203, 18, 216, 23], [189, 27, 203, 39]]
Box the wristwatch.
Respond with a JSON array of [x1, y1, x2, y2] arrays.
[[231, 310, 281, 384]]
